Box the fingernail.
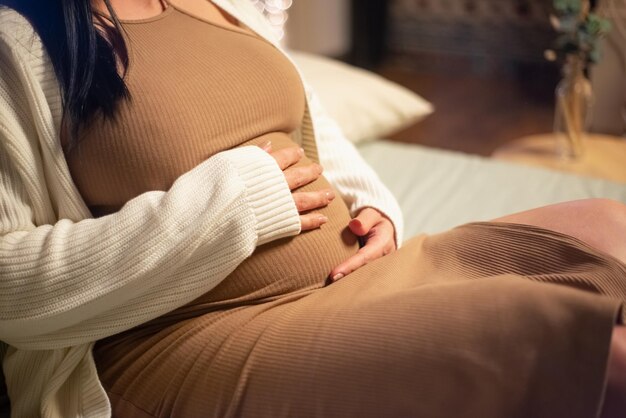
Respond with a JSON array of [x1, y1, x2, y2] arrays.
[[332, 273, 344, 281], [318, 215, 328, 224], [299, 147, 305, 156], [325, 191, 335, 200], [261, 141, 271, 151]]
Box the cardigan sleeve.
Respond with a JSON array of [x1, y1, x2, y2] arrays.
[[0, 33, 300, 348], [0, 145, 301, 348], [306, 88, 405, 246]]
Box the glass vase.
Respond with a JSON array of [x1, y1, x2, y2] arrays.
[[554, 54, 593, 160]]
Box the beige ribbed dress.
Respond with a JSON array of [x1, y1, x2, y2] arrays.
[[64, 5, 626, 418]]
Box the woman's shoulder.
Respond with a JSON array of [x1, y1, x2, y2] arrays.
[[0, 7, 58, 161], [0, 6, 57, 104], [0, 6, 29, 27], [0, 6, 43, 62]]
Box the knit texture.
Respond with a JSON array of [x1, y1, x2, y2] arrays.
[[0, 0, 404, 416]]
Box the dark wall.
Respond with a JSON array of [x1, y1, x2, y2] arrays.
[[349, 0, 389, 68], [350, 0, 566, 79]]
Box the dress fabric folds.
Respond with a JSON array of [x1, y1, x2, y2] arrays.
[[94, 222, 626, 418]]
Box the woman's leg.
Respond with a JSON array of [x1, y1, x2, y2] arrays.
[[96, 206, 626, 417], [493, 198, 626, 264], [493, 198, 626, 417], [96, 229, 625, 418]]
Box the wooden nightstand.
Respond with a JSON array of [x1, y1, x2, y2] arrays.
[[492, 133, 626, 184]]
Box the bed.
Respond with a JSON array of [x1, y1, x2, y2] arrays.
[[290, 51, 626, 241], [359, 140, 626, 238]]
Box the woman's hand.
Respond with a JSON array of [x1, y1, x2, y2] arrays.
[[329, 208, 396, 282], [262, 142, 335, 231]]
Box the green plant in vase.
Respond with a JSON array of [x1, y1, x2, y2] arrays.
[[545, 0, 611, 160]]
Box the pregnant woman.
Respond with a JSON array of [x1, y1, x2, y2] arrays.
[[0, 0, 624, 417]]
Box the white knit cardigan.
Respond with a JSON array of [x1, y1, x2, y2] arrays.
[[0, 1, 404, 416]]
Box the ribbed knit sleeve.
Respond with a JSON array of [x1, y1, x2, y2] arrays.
[[0, 142, 299, 347], [305, 88, 405, 246], [0, 31, 300, 347]]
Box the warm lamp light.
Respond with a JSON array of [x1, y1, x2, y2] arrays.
[[250, 0, 293, 41]]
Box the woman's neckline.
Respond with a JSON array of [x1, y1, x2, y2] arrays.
[[117, 1, 174, 24], [118, 2, 257, 39], [114, 1, 252, 37]]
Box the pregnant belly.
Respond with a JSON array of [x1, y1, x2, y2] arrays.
[[195, 133, 360, 306], [109, 133, 360, 334]]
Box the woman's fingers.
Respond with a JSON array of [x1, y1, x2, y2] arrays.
[[329, 215, 397, 282], [295, 190, 334, 231], [300, 213, 329, 231], [293, 189, 335, 212], [263, 145, 329, 232], [267, 145, 322, 190], [329, 234, 389, 281], [270, 146, 304, 170], [284, 163, 323, 190], [348, 207, 382, 236]]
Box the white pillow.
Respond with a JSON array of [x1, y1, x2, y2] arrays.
[[288, 51, 434, 143]]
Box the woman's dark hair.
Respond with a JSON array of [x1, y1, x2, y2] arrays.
[[0, 0, 130, 148]]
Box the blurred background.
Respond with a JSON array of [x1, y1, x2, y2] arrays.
[[255, 0, 626, 156]]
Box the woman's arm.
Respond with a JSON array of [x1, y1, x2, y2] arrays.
[[0, 140, 301, 348], [306, 87, 405, 247], [0, 30, 302, 348]]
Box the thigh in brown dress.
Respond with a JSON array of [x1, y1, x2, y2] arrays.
[[94, 223, 626, 418]]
